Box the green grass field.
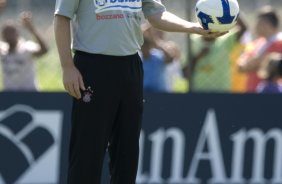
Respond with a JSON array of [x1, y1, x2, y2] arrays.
[[36, 40, 64, 91]]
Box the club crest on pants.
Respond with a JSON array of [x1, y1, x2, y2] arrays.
[[82, 86, 94, 103]]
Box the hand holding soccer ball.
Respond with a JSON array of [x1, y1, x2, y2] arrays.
[[189, 22, 228, 38]]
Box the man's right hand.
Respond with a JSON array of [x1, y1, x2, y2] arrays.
[[62, 65, 85, 99], [54, 15, 85, 99]]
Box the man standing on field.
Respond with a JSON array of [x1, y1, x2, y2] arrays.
[[54, 0, 224, 183]]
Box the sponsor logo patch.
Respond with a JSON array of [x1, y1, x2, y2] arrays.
[[94, 0, 142, 13]]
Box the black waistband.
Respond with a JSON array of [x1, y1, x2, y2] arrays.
[[75, 50, 139, 59]]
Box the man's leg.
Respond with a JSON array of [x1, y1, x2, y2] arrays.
[[108, 55, 143, 184], [68, 100, 111, 184], [67, 52, 121, 184]]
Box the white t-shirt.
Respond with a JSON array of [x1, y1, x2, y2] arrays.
[[0, 40, 39, 91], [54, 0, 166, 56]]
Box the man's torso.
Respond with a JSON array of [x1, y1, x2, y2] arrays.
[[55, 0, 165, 56]]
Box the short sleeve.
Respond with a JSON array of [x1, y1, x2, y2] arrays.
[[142, 0, 166, 18], [0, 41, 8, 56], [54, 0, 79, 19]]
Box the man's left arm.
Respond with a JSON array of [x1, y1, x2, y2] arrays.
[[142, 0, 227, 38], [147, 11, 226, 38]]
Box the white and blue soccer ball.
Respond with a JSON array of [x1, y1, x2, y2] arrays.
[[196, 0, 240, 32]]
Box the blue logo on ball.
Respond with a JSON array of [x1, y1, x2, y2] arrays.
[[217, 0, 236, 24], [197, 12, 214, 30]]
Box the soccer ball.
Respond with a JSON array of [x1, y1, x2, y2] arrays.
[[196, 0, 240, 32]]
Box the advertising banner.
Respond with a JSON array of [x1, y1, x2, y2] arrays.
[[0, 93, 282, 184], [138, 93, 282, 184], [0, 93, 71, 184]]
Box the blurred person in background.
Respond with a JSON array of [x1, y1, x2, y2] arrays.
[[142, 25, 187, 93], [229, 14, 252, 93], [238, 6, 282, 92], [184, 16, 247, 92], [256, 53, 282, 93], [162, 40, 188, 93], [0, 12, 49, 91], [141, 30, 168, 92]]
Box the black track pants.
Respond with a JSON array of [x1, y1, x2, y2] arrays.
[[67, 51, 144, 184]]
